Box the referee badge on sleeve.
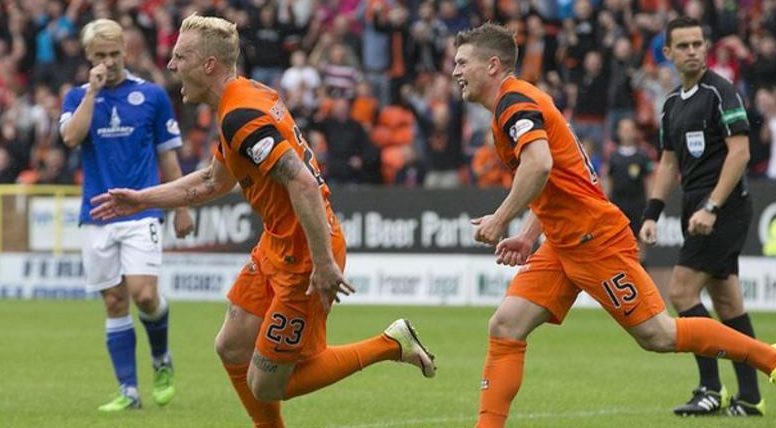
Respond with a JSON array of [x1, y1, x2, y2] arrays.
[[685, 131, 705, 158]]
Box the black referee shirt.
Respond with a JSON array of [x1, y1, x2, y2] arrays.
[[660, 70, 749, 193]]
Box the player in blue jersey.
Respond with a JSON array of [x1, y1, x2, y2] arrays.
[[59, 19, 194, 412]]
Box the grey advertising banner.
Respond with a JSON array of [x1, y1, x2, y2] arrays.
[[162, 182, 776, 267]]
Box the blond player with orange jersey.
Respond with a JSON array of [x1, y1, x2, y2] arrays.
[[90, 14, 435, 427], [452, 23, 776, 428]]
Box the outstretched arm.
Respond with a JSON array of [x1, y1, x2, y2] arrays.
[[90, 157, 236, 219], [157, 149, 195, 238]]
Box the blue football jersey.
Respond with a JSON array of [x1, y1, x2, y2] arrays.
[[59, 71, 182, 224]]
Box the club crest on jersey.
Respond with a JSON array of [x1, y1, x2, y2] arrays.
[[128, 91, 145, 105], [685, 131, 705, 158], [509, 119, 534, 142], [166, 119, 180, 136], [97, 107, 134, 138], [247, 136, 275, 164]]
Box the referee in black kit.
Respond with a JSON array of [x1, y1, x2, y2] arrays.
[[639, 17, 761, 417]]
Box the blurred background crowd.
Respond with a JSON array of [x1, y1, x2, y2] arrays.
[[1, 0, 776, 190]]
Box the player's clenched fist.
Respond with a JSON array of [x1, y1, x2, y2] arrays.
[[639, 219, 658, 245], [88, 64, 108, 93]]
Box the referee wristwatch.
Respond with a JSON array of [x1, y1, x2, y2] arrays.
[[702, 199, 720, 215]]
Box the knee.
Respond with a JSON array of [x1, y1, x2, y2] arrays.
[[633, 324, 675, 353], [103, 291, 129, 316], [667, 282, 694, 308], [488, 314, 528, 340], [132, 288, 159, 313], [215, 331, 253, 364]]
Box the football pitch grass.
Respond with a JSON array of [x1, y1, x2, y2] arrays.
[[2, 301, 776, 427]]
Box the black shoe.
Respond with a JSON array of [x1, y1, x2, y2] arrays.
[[726, 396, 765, 416], [673, 386, 728, 416]]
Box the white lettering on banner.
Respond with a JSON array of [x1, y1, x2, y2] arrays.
[[164, 204, 253, 249], [364, 212, 417, 248], [339, 212, 362, 247], [421, 212, 476, 248]]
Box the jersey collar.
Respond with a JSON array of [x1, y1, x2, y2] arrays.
[[680, 84, 699, 100]]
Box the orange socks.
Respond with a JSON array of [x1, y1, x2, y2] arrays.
[[675, 317, 776, 375], [477, 337, 527, 428], [284, 334, 400, 399], [224, 363, 285, 428]]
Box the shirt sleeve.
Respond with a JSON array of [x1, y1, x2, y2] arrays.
[[151, 85, 183, 152], [220, 107, 293, 175], [714, 79, 749, 137], [58, 88, 82, 136], [659, 103, 673, 152], [495, 92, 548, 159]]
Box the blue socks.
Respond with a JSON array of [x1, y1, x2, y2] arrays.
[[105, 316, 137, 392], [139, 296, 170, 367]]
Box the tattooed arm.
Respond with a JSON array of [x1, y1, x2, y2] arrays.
[[269, 150, 353, 312], [270, 150, 334, 267], [89, 157, 237, 220]]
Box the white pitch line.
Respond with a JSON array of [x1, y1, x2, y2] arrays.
[[336, 407, 665, 428]]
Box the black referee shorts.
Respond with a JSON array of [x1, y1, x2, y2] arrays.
[[678, 190, 752, 279]]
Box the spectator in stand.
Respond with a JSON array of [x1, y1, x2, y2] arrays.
[[0, 145, 18, 183], [571, 50, 609, 153], [747, 88, 774, 178], [17, 146, 73, 185], [280, 50, 321, 109], [351, 81, 379, 130], [244, 3, 293, 89], [743, 32, 776, 95], [438, 0, 469, 34], [312, 39, 361, 100], [359, 0, 394, 106], [32, 0, 80, 87], [409, 1, 449, 76], [607, 36, 640, 138], [605, 117, 654, 241], [314, 97, 380, 185], [519, 15, 558, 84]]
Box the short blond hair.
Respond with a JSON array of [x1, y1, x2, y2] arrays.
[[180, 14, 239, 70], [81, 19, 123, 49]]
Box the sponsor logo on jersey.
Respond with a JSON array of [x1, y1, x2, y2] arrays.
[[685, 131, 705, 158], [128, 91, 145, 105], [96, 107, 134, 138], [247, 136, 275, 164], [509, 119, 534, 142]]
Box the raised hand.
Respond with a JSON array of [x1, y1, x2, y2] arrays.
[[90, 188, 146, 221]]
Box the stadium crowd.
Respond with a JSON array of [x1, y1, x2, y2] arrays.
[[1, 0, 776, 188]]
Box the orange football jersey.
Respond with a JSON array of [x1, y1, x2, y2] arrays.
[[215, 77, 340, 272], [491, 76, 628, 250]]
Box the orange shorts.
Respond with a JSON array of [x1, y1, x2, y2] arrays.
[[227, 232, 346, 363], [507, 228, 665, 328]]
